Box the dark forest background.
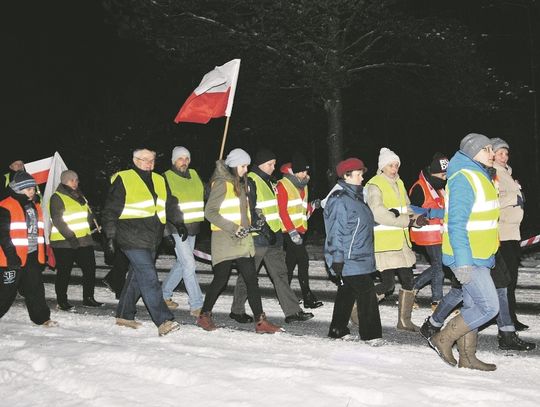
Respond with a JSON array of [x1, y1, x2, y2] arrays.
[[3, 0, 540, 240]]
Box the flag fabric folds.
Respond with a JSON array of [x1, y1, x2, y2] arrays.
[[174, 59, 241, 124], [25, 156, 54, 184], [41, 152, 68, 245]]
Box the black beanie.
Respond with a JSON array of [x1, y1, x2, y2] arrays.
[[253, 148, 276, 166], [429, 153, 449, 174], [291, 153, 310, 173], [9, 171, 37, 193]]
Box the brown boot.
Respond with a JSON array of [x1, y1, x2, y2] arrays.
[[457, 330, 497, 371], [255, 313, 283, 334], [396, 289, 420, 332], [429, 314, 470, 366], [197, 312, 217, 331]]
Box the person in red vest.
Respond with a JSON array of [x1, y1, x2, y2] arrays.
[[0, 171, 57, 326], [409, 153, 449, 311]]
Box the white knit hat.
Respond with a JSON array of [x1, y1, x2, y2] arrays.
[[225, 148, 251, 167], [378, 147, 400, 171], [171, 146, 190, 164]]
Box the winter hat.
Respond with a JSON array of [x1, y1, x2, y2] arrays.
[[377, 147, 400, 171], [336, 158, 367, 178], [9, 171, 37, 193], [60, 170, 78, 184], [291, 153, 310, 173], [253, 148, 276, 166], [460, 133, 491, 159], [225, 148, 251, 167], [171, 146, 191, 164], [429, 153, 449, 174], [491, 137, 510, 152]]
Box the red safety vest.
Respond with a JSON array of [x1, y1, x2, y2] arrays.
[[0, 197, 45, 267], [408, 172, 445, 246]]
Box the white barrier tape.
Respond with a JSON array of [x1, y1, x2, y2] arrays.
[[520, 234, 540, 248]]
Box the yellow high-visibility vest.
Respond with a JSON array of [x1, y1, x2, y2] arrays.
[[248, 172, 281, 233], [277, 177, 308, 232], [164, 169, 204, 224], [49, 191, 92, 241], [210, 182, 250, 231]]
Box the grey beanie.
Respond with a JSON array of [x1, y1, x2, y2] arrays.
[[60, 170, 78, 184], [460, 133, 492, 159], [491, 137, 510, 152], [224, 148, 251, 167], [171, 146, 191, 164], [9, 171, 37, 193]]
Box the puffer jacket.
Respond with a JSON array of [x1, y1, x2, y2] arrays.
[[324, 180, 375, 276], [204, 160, 255, 266], [494, 162, 523, 241]]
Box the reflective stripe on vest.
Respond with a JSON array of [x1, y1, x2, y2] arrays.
[[164, 168, 204, 224], [49, 191, 92, 241], [113, 170, 167, 224], [442, 168, 500, 259], [278, 177, 308, 232], [0, 197, 45, 267], [210, 182, 250, 231], [408, 172, 445, 246], [366, 174, 411, 252], [248, 172, 281, 233]]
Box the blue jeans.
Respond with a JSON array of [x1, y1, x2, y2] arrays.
[[162, 234, 203, 311], [116, 248, 174, 327], [431, 287, 463, 326], [413, 244, 444, 302], [496, 287, 515, 332]]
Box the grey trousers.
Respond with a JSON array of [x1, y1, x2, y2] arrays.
[[231, 245, 302, 317]]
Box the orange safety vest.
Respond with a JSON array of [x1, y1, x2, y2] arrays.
[[408, 172, 445, 246], [0, 197, 45, 267]]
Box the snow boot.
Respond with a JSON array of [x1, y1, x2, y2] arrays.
[[255, 313, 283, 334], [498, 330, 536, 351], [456, 330, 496, 371], [429, 314, 470, 367], [197, 312, 217, 331], [158, 320, 180, 336], [396, 289, 419, 332], [420, 317, 441, 340]]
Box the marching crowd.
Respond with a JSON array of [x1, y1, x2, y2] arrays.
[[0, 132, 536, 371]]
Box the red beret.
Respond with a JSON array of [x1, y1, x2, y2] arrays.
[[336, 158, 367, 178]]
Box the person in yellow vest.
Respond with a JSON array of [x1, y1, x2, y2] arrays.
[[101, 148, 184, 337], [428, 133, 500, 371], [197, 148, 282, 333], [49, 170, 103, 311], [230, 148, 314, 324], [277, 153, 323, 309], [0, 171, 57, 327], [365, 147, 428, 332], [161, 146, 204, 316]]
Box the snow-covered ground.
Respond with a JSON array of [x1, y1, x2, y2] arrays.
[[1, 251, 540, 407]]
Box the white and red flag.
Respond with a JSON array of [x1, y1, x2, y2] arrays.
[[24, 156, 54, 184], [174, 59, 241, 124]]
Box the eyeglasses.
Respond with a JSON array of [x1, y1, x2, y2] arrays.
[[135, 157, 155, 164]]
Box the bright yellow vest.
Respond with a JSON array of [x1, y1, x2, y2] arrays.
[[248, 172, 281, 233], [278, 176, 308, 232], [49, 191, 92, 241], [366, 174, 411, 252], [164, 169, 204, 224], [113, 170, 167, 224], [442, 169, 500, 259], [210, 182, 251, 231]]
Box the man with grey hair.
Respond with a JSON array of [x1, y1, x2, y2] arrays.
[[49, 169, 102, 310]]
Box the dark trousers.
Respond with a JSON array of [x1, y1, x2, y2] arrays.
[[53, 246, 96, 302], [202, 257, 263, 318], [499, 240, 522, 323], [104, 250, 130, 295], [283, 233, 313, 300], [330, 274, 382, 340], [0, 251, 50, 324], [375, 267, 414, 295]]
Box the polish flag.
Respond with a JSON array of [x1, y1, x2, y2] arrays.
[[174, 59, 241, 124], [41, 152, 68, 245], [25, 156, 54, 184]]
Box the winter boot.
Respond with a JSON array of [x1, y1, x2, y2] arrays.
[[420, 317, 441, 340], [164, 299, 179, 310], [229, 312, 254, 323], [514, 321, 529, 331], [396, 289, 420, 332], [303, 291, 323, 309], [197, 312, 217, 331], [158, 320, 181, 336], [116, 318, 142, 329], [429, 314, 470, 367], [255, 313, 283, 334], [83, 297, 104, 307], [350, 302, 358, 326], [498, 330, 536, 351], [456, 330, 496, 371], [57, 301, 74, 311]]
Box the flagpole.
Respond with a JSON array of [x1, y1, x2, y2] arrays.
[[218, 116, 231, 160]]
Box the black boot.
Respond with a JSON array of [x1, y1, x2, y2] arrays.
[[83, 297, 104, 307], [328, 326, 351, 339], [285, 310, 314, 323], [303, 292, 323, 309], [229, 312, 254, 323], [57, 301, 74, 311], [420, 317, 441, 340], [498, 330, 536, 351], [514, 321, 529, 331]]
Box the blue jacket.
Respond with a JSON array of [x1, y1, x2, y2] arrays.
[[323, 180, 375, 276], [442, 151, 496, 269]]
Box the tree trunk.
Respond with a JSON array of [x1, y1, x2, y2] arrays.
[[324, 87, 344, 187]]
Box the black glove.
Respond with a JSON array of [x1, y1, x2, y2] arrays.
[[176, 223, 188, 242], [104, 238, 116, 261], [388, 208, 400, 217], [332, 262, 344, 279], [260, 222, 277, 245], [67, 236, 80, 250], [415, 214, 429, 227]]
